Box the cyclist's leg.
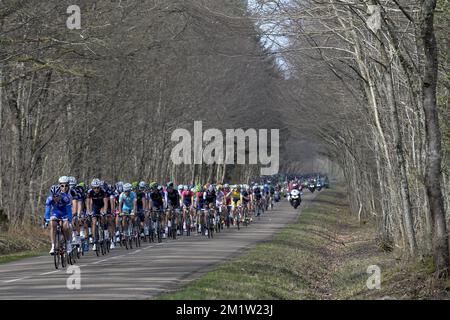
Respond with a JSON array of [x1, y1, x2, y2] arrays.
[[91, 208, 99, 243]]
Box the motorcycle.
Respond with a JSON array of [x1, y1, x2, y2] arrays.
[[316, 183, 322, 192], [289, 190, 301, 209], [308, 183, 316, 193]]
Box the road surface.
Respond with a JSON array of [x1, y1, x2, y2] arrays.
[[0, 193, 315, 299]]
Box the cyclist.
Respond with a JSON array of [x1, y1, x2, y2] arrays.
[[268, 181, 275, 209], [148, 182, 164, 240], [165, 182, 181, 236], [223, 184, 232, 227], [230, 185, 241, 225], [216, 185, 225, 210], [216, 185, 225, 225], [68, 176, 83, 249], [181, 185, 194, 232], [136, 181, 148, 238], [102, 182, 116, 249], [177, 185, 184, 205], [113, 181, 124, 242], [252, 184, 263, 216], [204, 184, 216, 208], [76, 181, 88, 247], [86, 178, 109, 251], [195, 185, 205, 233], [44, 183, 73, 255], [118, 182, 137, 240], [241, 185, 251, 222], [148, 182, 164, 212]]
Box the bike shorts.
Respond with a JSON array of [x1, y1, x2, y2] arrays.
[[183, 201, 192, 208], [232, 199, 241, 208], [168, 203, 180, 211], [137, 210, 145, 222], [90, 206, 104, 217], [50, 213, 69, 221], [121, 208, 133, 216], [205, 201, 215, 208]]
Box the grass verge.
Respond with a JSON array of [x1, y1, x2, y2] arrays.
[[0, 250, 47, 264], [0, 227, 49, 264], [156, 187, 450, 300]]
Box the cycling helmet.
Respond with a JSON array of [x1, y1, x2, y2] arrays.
[[178, 185, 183, 191], [252, 185, 257, 190], [78, 182, 85, 188], [139, 181, 147, 189], [91, 179, 100, 188], [123, 183, 132, 192], [58, 176, 69, 184], [149, 182, 158, 189], [217, 184, 223, 190], [208, 185, 214, 192], [68, 176, 77, 187], [116, 181, 124, 192], [157, 185, 163, 191], [50, 185, 61, 196], [167, 181, 174, 188], [183, 185, 188, 191], [132, 181, 139, 189], [224, 184, 229, 189]]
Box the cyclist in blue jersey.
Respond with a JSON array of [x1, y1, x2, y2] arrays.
[[119, 183, 137, 238], [44, 181, 73, 255]]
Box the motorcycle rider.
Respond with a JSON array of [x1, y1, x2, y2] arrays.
[[287, 183, 302, 208]]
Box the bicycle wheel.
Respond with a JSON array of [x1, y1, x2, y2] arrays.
[[60, 245, 66, 268], [172, 218, 177, 240], [93, 220, 99, 256], [209, 217, 214, 239], [186, 216, 191, 236], [54, 230, 61, 269], [135, 224, 140, 248], [101, 227, 106, 255], [157, 219, 162, 243]]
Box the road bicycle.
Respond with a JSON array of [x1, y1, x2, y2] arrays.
[[93, 215, 107, 256], [205, 207, 215, 239], [132, 215, 141, 248], [49, 218, 67, 269]]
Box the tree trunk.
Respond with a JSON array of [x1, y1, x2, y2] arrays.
[[420, 0, 449, 275]]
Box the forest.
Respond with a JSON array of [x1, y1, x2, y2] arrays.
[[0, 0, 449, 273]]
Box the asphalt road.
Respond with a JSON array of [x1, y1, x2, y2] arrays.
[[0, 193, 315, 299]]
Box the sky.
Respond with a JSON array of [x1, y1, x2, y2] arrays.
[[247, 0, 291, 76]]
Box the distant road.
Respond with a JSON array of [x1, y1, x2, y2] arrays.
[[0, 193, 315, 299]]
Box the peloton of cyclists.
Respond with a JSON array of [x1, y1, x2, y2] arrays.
[[44, 176, 287, 255]]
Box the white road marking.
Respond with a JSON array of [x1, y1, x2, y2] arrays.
[[3, 277, 29, 283], [40, 270, 60, 276]]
